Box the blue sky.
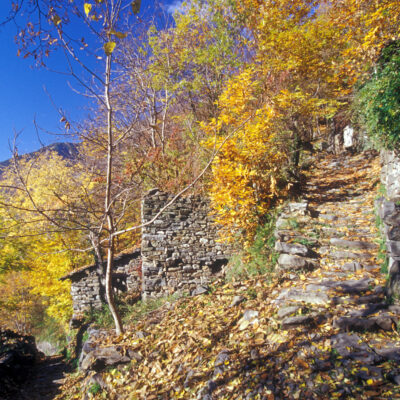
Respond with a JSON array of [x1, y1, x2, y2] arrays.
[[0, 0, 181, 162]]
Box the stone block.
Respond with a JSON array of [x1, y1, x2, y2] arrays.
[[278, 254, 308, 269], [288, 202, 308, 215], [387, 241, 400, 257], [275, 241, 309, 256]]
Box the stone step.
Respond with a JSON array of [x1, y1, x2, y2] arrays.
[[329, 238, 378, 251], [281, 313, 323, 329], [277, 254, 318, 271], [333, 312, 396, 332], [273, 287, 330, 306], [324, 250, 375, 261]]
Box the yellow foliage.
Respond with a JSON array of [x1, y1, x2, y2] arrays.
[[0, 270, 43, 334], [0, 152, 92, 326], [202, 0, 400, 244], [203, 68, 288, 243]]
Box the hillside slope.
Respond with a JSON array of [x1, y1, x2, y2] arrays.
[[57, 151, 400, 400], [0, 142, 78, 174]]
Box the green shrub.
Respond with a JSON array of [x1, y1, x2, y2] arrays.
[[226, 211, 279, 281], [354, 41, 400, 149], [85, 304, 114, 328], [88, 382, 102, 395]]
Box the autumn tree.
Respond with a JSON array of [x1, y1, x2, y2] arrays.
[[3, 0, 242, 335]]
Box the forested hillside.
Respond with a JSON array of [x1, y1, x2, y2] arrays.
[[1, 0, 400, 398]]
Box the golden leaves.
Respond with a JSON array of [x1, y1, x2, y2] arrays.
[[103, 41, 116, 55], [84, 3, 92, 18]]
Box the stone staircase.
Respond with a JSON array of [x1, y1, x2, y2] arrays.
[[272, 151, 400, 395]]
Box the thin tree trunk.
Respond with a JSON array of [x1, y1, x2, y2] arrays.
[[104, 51, 124, 335]]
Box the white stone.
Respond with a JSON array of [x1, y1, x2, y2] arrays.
[[343, 125, 354, 148]]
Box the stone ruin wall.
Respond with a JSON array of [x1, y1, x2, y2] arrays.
[[65, 191, 229, 315], [66, 251, 142, 316], [70, 269, 102, 315], [141, 190, 229, 298]]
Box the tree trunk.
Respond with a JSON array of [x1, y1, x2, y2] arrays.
[[105, 234, 123, 334], [104, 51, 124, 335]]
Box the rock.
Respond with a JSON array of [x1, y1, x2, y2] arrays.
[[333, 316, 376, 332], [274, 288, 329, 306], [330, 238, 377, 250], [277, 306, 301, 319], [354, 294, 383, 305], [184, 370, 195, 388], [281, 315, 315, 329], [343, 125, 354, 149], [37, 341, 59, 356], [288, 202, 308, 215], [330, 250, 373, 260], [237, 310, 259, 330], [275, 217, 290, 230], [250, 349, 260, 360], [387, 241, 400, 256], [372, 343, 400, 362], [387, 370, 400, 385], [278, 254, 308, 270], [213, 350, 230, 378], [135, 330, 150, 339], [214, 350, 230, 366], [242, 310, 259, 321], [127, 349, 143, 362], [375, 314, 395, 331], [341, 262, 363, 272], [331, 333, 362, 356], [229, 295, 246, 307], [379, 200, 396, 220], [356, 366, 383, 384], [388, 261, 400, 299], [80, 346, 131, 372], [364, 264, 380, 272], [387, 226, 400, 241], [337, 278, 372, 294], [275, 242, 309, 256], [191, 285, 209, 296], [88, 373, 107, 390], [274, 229, 294, 240]]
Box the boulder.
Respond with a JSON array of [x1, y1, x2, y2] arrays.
[[80, 346, 131, 372], [274, 242, 309, 256], [191, 285, 209, 296], [278, 254, 307, 269]]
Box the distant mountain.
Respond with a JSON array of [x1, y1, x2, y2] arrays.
[[0, 142, 79, 173]]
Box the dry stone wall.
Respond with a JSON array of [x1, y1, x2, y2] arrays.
[[63, 191, 230, 315], [62, 250, 141, 317], [377, 150, 400, 298], [69, 268, 102, 315], [141, 189, 229, 298]]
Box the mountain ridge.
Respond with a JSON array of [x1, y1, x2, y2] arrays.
[[0, 142, 79, 173]]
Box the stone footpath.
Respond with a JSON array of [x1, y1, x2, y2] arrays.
[[271, 151, 400, 397], [16, 355, 69, 400]]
